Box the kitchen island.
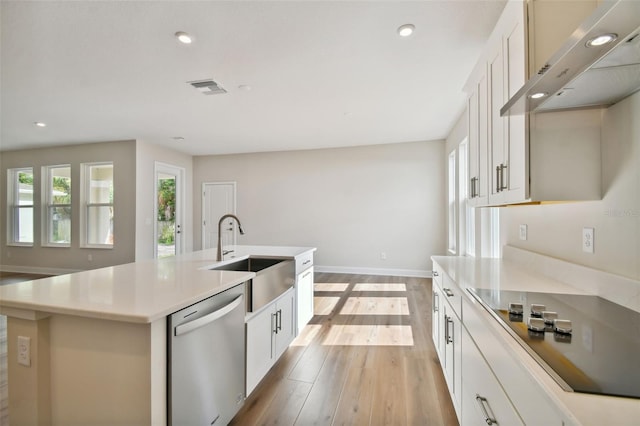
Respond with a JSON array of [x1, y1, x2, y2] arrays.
[[0, 245, 315, 426]]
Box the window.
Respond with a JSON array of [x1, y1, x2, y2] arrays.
[[82, 162, 113, 247], [43, 165, 71, 246], [7, 167, 34, 245], [447, 151, 457, 254]]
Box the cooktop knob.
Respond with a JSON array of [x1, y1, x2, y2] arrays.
[[542, 311, 558, 325], [553, 319, 572, 335], [531, 304, 546, 317], [508, 302, 524, 315], [528, 317, 546, 332]]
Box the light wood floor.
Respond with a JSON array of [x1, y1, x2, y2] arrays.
[[230, 272, 458, 426]]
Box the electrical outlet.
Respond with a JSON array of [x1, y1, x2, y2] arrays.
[[380, 252, 387, 260], [88, 254, 93, 262], [18, 336, 31, 367], [519, 224, 528, 241], [582, 227, 594, 253]]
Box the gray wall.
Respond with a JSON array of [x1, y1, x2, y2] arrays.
[[0, 140, 137, 272], [501, 91, 640, 280], [193, 141, 446, 275]]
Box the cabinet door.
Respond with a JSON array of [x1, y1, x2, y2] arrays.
[[467, 67, 489, 207], [443, 304, 462, 416], [296, 267, 314, 334], [488, 39, 506, 206], [461, 328, 524, 426], [274, 289, 295, 359], [246, 305, 276, 395]]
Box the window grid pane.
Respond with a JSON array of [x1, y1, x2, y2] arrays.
[[8, 168, 34, 244], [84, 163, 114, 247], [46, 165, 71, 245]]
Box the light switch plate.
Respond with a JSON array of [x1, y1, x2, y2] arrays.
[[582, 227, 594, 253], [17, 336, 30, 367]]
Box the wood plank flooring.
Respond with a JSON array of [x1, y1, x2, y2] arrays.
[[230, 272, 459, 426]]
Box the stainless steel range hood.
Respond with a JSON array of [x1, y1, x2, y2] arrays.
[[501, 0, 640, 116]]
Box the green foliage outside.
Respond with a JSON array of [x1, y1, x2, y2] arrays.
[[157, 178, 176, 245]]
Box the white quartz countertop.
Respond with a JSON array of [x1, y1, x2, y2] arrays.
[[0, 245, 316, 323], [431, 254, 640, 426]]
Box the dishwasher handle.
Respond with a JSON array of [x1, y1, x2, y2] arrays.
[[175, 294, 244, 336]]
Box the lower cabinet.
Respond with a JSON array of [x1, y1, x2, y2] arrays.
[[296, 266, 314, 334], [246, 287, 295, 395], [461, 327, 523, 426]]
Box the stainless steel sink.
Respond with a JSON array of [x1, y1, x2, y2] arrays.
[[210, 257, 295, 312]]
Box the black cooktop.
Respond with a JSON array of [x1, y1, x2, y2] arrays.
[[468, 288, 640, 399]]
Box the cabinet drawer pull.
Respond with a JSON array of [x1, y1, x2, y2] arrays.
[[302, 260, 311, 265], [475, 394, 497, 425], [432, 271, 439, 277], [443, 288, 454, 298], [302, 271, 312, 278], [433, 292, 439, 313]]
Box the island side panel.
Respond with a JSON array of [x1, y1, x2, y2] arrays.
[[7, 316, 51, 426], [47, 314, 164, 425]]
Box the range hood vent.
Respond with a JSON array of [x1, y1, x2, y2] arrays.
[[501, 0, 640, 116], [188, 79, 227, 95]]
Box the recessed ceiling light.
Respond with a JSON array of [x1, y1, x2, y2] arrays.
[[586, 33, 617, 47], [175, 31, 193, 44], [172, 136, 185, 141], [34, 121, 46, 127], [238, 85, 252, 91], [397, 24, 415, 37], [529, 92, 547, 99]]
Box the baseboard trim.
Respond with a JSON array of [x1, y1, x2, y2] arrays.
[[315, 265, 432, 278], [0, 264, 81, 275]]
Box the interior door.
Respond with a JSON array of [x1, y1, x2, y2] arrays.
[[202, 182, 236, 250]]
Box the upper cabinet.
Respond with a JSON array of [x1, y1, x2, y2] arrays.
[[464, 0, 602, 207]]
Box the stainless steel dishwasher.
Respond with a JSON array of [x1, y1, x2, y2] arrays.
[[168, 284, 246, 425]]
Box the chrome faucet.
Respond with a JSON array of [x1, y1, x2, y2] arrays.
[[217, 214, 245, 261]]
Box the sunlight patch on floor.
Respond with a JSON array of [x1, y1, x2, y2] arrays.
[[322, 325, 414, 346], [340, 297, 410, 315], [314, 283, 349, 292], [352, 283, 406, 292], [314, 297, 341, 315], [291, 324, 322, 347]]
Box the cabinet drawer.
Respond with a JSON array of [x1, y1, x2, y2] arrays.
[[432, 262, 462, 319], [295, 251, 313, 272], [461, 328, 523, 426], [463, 295, 566, 426]]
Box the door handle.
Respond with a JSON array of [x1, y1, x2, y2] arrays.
[[433, 292, 439, 313], [175, 295, 243, 336]]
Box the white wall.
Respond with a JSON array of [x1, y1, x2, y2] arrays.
[[193, 141, 446, 275], [0, 140, 137, 272], [135, 140, 193, 261], [501, 91, 640, 280]]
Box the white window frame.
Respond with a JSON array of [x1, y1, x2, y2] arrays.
[[447, 150, 457, 254], [42, 164, 72, 247], [7, 167, 34, 246], [81, 162, 114, 249]]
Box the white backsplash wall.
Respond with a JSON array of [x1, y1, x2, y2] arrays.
[[501, 91, 640, 281], [193, 141, 446, 275]]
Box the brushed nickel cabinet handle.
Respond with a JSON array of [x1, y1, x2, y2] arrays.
[[475, 394, 497, 425]]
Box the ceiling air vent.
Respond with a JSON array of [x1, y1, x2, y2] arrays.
[[188, 79, 227, 95]]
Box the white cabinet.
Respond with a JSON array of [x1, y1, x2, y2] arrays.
[[461, 328, 524, 426], [295, 252, 314, 334], [432, 267, 462, 419], [246, 287, 295, 395], [464, 0, 602, 206], [466, 63, 489, 206], [432, 260, 568, 426]]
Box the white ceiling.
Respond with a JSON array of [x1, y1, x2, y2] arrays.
[[0, 0, 506, 156]]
